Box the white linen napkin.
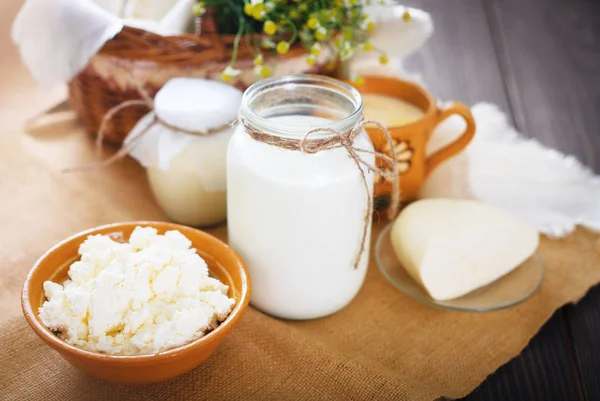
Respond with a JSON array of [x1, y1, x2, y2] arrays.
[[421, 103, 600, 237]]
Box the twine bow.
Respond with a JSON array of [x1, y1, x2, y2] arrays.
[[242, 118, 400, 269]]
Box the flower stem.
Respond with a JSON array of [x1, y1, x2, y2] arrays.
[[285, 19, 298, 44]]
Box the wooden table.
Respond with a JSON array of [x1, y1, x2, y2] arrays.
[[401, 1, 600, 400], [2, 1, 599, 400]]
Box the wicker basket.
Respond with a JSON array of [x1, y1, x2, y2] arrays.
[[68, 10, 337, 145]]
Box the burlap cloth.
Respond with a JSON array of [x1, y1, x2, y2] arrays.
[[1, 7, 600, 399]]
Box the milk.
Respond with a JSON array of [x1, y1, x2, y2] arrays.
[[362, 93, 425, 127], [227, 115, 374, 320], [145, 126, 232, 227]]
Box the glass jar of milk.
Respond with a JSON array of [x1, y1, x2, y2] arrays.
[[227, 75, 374, 320]]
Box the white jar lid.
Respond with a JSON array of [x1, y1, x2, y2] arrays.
[[154, 77, 243, 133]]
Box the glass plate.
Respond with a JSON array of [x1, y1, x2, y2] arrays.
[[375, 223, 545, 312]]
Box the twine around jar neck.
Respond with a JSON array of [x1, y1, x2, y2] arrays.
[[240, 117, 400, 270]]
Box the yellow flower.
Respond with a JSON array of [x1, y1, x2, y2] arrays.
[[252, 3, 265, 19], [310, 43, 321, 56], [289, 9, 299, 19], [306, 55, 316, 66], [263, 20, 277, 35], [315, 27, 327, 41], [260, 66, 272, 78], [222, 66, 240, 83], [253, 54, 264, 66], [379, 54, 389, 65], [307, 16, 318, 30], [255, 65, 272, 78], [299, 3, 307, 11], [353, 76, 364, 86], [193, 2, 206, 16], [363, 42, 373, 51], [325, 60, 336, 72], [222, 71, 234, 83], [343, 29, 353, 40], [366, 21, 375, 32], [243, 2, 253, 16], [334, 38, 342, 49], [276, 41, 290, 55], [253, 10, 265, 20], [402, 10, 412, 22]]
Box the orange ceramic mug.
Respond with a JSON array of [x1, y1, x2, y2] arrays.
[[350, 76, 476, 206]]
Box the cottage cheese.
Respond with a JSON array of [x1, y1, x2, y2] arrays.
[[38, 227, 235, 355]]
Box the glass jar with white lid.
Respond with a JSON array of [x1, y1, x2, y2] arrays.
[[227, 75, 374, 320], [127, 78, 242, 227]]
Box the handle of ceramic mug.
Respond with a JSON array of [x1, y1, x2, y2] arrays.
[[425, 103, 476, 177]]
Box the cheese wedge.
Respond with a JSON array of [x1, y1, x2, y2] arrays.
[[390, 199, 539, 301]]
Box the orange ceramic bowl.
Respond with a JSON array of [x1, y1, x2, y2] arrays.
[[21, 222, 251, 384]]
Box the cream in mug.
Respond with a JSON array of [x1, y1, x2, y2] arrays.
[[362, 93, 425, 127]]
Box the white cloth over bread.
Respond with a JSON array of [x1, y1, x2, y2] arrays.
[[11, 0, 123, 87], [125, 78, 242, 192], [420, 103, 600, 237], [93, 0, 195, 35], [159, 0, 196, 35]]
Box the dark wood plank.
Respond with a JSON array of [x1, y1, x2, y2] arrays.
[[401, 0, 512, 113], [487, 0, 600, 172], [566, 286, 600, 401], [488, 1, 600, 399], [401, 0, 586, 399], [461, 311, 583, 401]]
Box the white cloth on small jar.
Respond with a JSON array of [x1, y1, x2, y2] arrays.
[[125, 78, 242, 192], [11, 0, 123, 87]]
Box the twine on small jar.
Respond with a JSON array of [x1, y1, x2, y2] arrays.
[[241, 118, 400, 269], [63, 72, 234, 172]]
